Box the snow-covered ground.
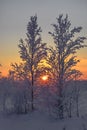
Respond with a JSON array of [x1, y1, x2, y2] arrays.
[[0, 111, 87, 130], [0, 81, 87, 130]]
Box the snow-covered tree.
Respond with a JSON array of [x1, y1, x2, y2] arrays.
[[0, 77, 15, 113], [9, 63, 30, 81], [48, 14, 87, 119], [18, 15, 47, 111]]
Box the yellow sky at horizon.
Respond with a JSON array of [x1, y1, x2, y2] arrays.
[[0, 39, 87, 79], [0, 55, 87, 80], [0, 36, 87, 79]]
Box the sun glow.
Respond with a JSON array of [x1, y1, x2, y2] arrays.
[[41, 75, 48, 81]]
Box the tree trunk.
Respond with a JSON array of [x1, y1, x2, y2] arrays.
[[76, 96, 79, 117], [58, 80, 64, 119], [31, 69, 34, 111], [69, 97, 72, 118]]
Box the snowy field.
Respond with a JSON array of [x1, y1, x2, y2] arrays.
[[0, 81, 87, 130], [0, 111, 87, 130]]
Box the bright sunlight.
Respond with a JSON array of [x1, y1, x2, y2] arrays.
[[41, 75, 48, 81]]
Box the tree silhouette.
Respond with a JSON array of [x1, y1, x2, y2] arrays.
[[18, 15, 47, 111], [49, 14, 86, 119]]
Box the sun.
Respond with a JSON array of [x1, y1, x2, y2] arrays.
[[41, 75, 48, 81]]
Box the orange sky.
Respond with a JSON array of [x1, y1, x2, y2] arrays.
[[76, 58, 87, 80], [0, 39, 87, 79], [0, 53, 87, 80], [0, 0, 87, 80]]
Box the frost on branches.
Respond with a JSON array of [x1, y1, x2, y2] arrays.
[[48, 14, 86, 119]]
